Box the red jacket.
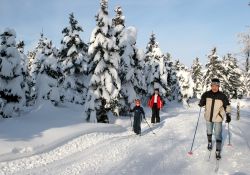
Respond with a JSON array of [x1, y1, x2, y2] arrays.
[[148, 95, 163, 109]]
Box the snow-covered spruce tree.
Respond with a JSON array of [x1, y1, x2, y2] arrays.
[[222, 53, 244, 99], [85, 0, 121, 122], [203, 47, 227, 92], [59, 13, 89, 105], [16, 40, 29, 106], [144, 33, 170, 99], [238, 31, 250, 72], [0, 28, 26, 118], [112, 6, 146, 114], [17, 40, 28, 77], [134, 49, 147, 101], [244, 70, 250, 97], [238, 31, 250, 97], [191, 57, 203, 99], [26, 51, 36, 105], [27, 33, 49, 105], [165, 53, 179, 101], [28, 33, 62, 106], [174, 60, 194, 105]]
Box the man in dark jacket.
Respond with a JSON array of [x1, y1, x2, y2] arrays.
[[199, 78, 231, 160], [130, 99, 145, 135]]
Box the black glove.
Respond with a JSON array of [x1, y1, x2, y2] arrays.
[[226, 113, 231, 123], [198, 103, 203, 107]]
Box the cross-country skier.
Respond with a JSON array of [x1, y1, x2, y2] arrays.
[[199, 78, 231, 159], [130, 99, 146, 135], [148, 88, 163, 123]]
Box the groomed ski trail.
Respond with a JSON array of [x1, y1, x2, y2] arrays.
[[0, 106, 249, 175]]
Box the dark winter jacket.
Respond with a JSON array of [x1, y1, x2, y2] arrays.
[[199, 90, 231, 122], [130, 106, 145, 120]]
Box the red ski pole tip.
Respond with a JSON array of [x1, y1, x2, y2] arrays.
[[188, 152, 193, 155]]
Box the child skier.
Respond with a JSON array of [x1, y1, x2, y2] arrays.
[[130, 99, 146, 135]]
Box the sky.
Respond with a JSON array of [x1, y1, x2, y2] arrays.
[[0, 0, 250, 67]]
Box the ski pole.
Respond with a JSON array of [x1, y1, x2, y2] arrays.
[[144, 118, 156, 135], [227, 123, 232, 146], [188, 107, 202, 155]]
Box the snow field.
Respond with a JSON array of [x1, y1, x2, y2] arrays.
[[0, 100, 249, 175]]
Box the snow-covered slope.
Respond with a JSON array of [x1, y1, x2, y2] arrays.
[[0, 100, 249, 175]]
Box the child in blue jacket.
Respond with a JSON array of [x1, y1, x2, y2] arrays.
[[130, 99, 146, 135]]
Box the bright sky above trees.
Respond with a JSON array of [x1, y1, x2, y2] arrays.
[[1, 0, 249, 66]]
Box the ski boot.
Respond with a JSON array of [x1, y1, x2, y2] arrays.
[[215, 151, 221, 160]]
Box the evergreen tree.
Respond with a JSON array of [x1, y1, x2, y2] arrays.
[[85, 0, 121, 122], [191, 57, 203, 98], [59, 13, 89, 104], [165, 53, 179, 101], [244, 71, 250, 97], [28, 33, 62, 106], [113, 6, 145, 114], [203, 47, 227, 91], [144, 33, 170, 99], [16, 40, 29, 106], [238, 31, 250, 72], [0, 28, 26, 118], [222, 53, 244, 99], [134, 49, 147, 101], [174, 60, 194, 105], [16, 40, 25, 53]]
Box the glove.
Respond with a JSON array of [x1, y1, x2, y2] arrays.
[[226, 113, 231, 123], [198, 103, 203, 107]]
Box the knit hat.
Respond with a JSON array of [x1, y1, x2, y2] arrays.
[[135, 99, 141, 106], [211, 78, 220, 86]]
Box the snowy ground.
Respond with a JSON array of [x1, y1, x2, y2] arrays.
[[0, 99, 250, 175]]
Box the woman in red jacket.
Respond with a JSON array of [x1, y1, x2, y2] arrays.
[[148, 88, 163, 123]]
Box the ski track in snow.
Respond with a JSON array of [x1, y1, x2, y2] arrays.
[[0, 106, 250, 175]]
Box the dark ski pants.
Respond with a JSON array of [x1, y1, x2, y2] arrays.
[[151, 103, 160, 123], [206, 121, 222, 151], [133, 116, 142, 135]]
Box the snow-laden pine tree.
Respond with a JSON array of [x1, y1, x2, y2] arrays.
[[113, 6, 146, 114], [17, 40, 28, 76], [0, 28, 26, 118], [28, 33, 62, 106], [134, 49, 147, 101], [191, 57, 203, 99], [222, 53, 244, 99], [144, 33, 170, 98], [27, 33, 49, 105], [203, 47, 227, 91], [174, 60, 194, 105], [59, 13, 89, 105], [165, 53, 179, 101], [16, 40, 29, 106], [238, 31, 250, 97], [244, 70, 250, 97], [85, 0, 121, 122], [238, 31, 250, 72]]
